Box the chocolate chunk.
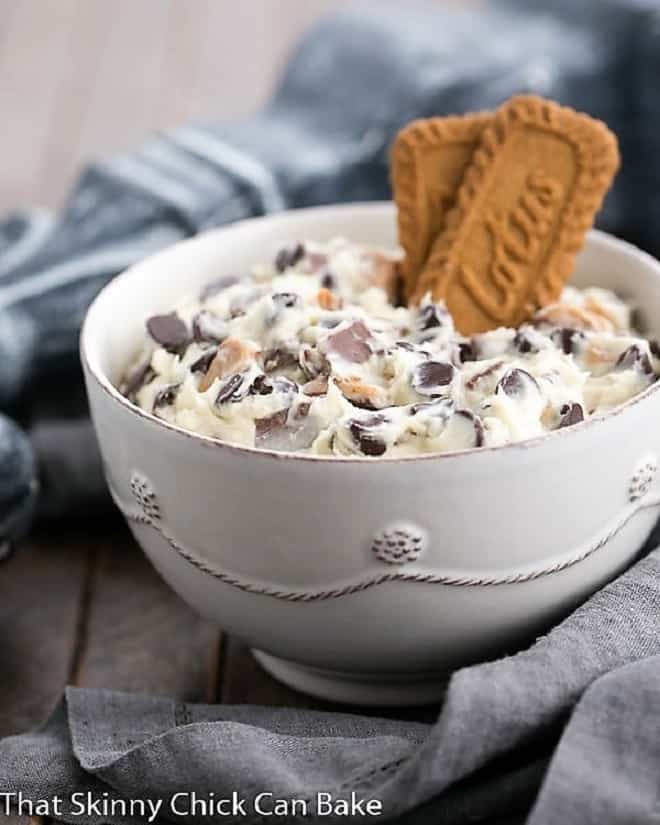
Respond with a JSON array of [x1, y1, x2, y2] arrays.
[[272, 292, 299, 308], [215, 373, 245, 405], [558, 402, 584, 428], [190, 347, 219, 374], [349, 415, 388, 456], [497, 368, 538, 398], [551, 327, 585, 355], [457, 341, 476, 363], [650, 340, 660, 360], [122, 361, 155, 399], [396, 341, 416, 353], [320, 271, 337, 290], [513, 330, 537, 354], [146, 312, 190, 353], [250, 374, 274, 395], [192, 310, 228, 344], [456, 410, 484, 447], [152, 383, 180, 410], [261, 348, 299, 373], [275, 242, 305, 272], [616, 345, 654, 375], [412, 361, 454, 396], [418, 303, 446, 331], [325, 321, 372, 363], [255, 408, 289, 440], [199, 275, 241, 302]]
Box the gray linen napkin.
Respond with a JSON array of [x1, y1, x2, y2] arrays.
[[2, 546, 659, 824]]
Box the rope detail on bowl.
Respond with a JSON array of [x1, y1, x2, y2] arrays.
[[113, 484, 660, 602]]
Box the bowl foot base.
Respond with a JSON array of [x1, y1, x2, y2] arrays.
[[251, 650, 449, 706]]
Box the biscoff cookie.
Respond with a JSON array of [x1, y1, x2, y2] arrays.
[[391, 113, 490, 301], [411, 96, 620, 334]]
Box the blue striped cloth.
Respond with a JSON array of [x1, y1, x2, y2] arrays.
[[1, 0, 659, 544]]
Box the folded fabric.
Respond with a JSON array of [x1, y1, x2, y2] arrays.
[[1, 0, 657, 543], [2, 547, 659, 824]]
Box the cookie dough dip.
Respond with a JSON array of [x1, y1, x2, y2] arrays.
[[121, 238, 658, 457]]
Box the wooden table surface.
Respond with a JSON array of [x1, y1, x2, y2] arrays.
[[0, 3, 435, 821]]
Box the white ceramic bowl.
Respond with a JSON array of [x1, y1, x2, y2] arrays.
[[82, 203, 660, 705]]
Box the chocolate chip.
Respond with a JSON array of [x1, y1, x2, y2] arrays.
[[558, 402, 584, 428], [410, 398, 454, 418], [396, 341, 416, 353], [497, 368, 538, 398], [146, 312, 190, 353], [456, 410, 484, 447], [152, 383, 180, 410], [215, 373, 245, 405], [650, 340, 660, 359], [275, 242, 305, 272], [192, 310, 228, 344], [123, 362, 155, 399], [457, 341, 476, 363], [412, 361, 454, 396], [261, 348, 299, 373], [616, 345, 654, 375], [349, 415, 388, 456], [513, 331, 537, 354], [325, 321, 372, 363], [190, 347, 218, 374], [418, 303, 446, 331], [272, 292, 299, 308], [551, 327, 585, 355], [199, 275, 241, 302], [320, 271, 337, 290], [255, 408, 289, 440]]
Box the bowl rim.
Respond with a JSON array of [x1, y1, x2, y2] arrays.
[[80, 201, 660, 465]]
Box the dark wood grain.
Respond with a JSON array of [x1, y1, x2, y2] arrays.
[[0, 528, 88, 737], [72, 523, 221, 703], [219, 637, 330, 708]]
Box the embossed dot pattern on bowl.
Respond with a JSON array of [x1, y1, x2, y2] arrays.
[[130, 471, 161, 521], [372, 523, 427, 565], [629, 456, 658, 502]]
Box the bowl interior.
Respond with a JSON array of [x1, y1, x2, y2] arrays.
[[82, 202, 660, 394]]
